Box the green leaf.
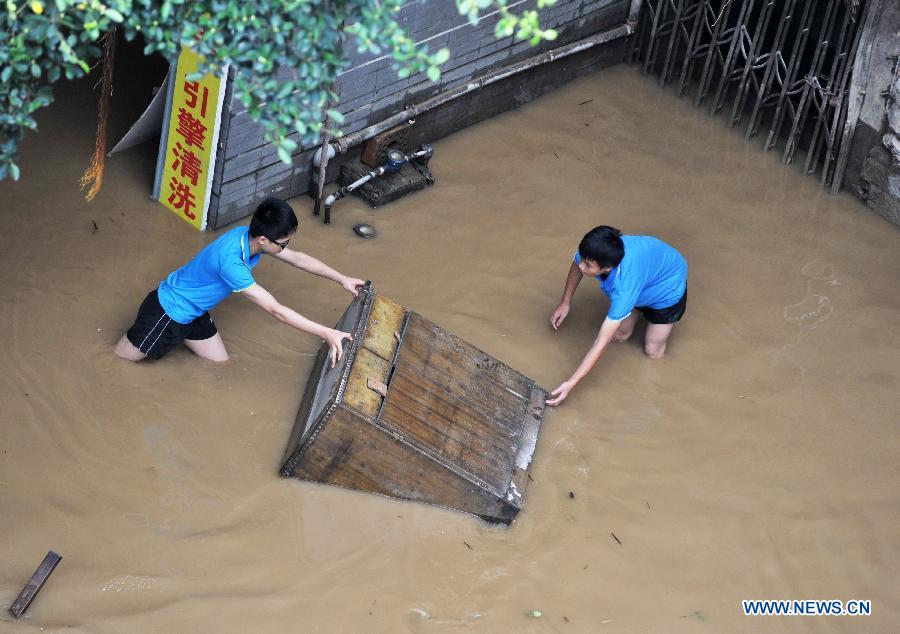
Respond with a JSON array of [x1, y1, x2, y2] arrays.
[[0, 0, 557, 183], [10, 163, 20, 181], [431, 47, 450, 65], [495, 15, 515, 38], [276, 82, 293, 99]]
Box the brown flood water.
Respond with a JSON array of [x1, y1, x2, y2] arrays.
[[2, 64, 899, 632]]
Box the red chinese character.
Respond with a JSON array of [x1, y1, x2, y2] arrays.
[[184, 80, 210, 117], [171, 142, 203, 187], [175, 107, 207, 150], [168, 177, 197, 220]]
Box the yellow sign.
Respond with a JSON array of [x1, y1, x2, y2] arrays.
[[158, 46, 226, 230]]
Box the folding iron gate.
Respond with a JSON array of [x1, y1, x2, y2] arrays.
[[631, 0, 870, 192]]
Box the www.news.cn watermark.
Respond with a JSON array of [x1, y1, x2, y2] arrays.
[[743, 600, 871, 616]]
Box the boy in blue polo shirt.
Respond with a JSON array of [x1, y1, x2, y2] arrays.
[[547, 225, 687, 406], [114, 198, 364, 367]]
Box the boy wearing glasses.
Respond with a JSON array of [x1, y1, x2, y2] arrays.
[[114, 197, 363, 366], [547, 225, 688, 406]]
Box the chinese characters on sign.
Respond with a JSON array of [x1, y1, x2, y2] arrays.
[[158, 47, 226, 230]]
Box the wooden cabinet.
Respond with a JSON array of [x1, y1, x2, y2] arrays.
[[280, 283, 547, 524]]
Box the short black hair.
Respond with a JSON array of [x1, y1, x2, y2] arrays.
[[249, 197, 298, 239], [578, 226, 624, 268]]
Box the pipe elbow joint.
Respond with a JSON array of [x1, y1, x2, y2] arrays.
[[323, 189, 345, 208]]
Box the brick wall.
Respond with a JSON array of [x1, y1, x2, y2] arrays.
[[206, 0, 631, 229]]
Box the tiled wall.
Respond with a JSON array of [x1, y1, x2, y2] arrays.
[[208, 0, 630, 228]]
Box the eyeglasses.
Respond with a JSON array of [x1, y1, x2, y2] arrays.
[[270, 237, 290, 250]]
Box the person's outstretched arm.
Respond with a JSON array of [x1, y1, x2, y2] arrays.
[[275, 248, 365, 296], [550, 260, 583, 330], [242, 283, 351, 367], [547, 316, 621, 406]]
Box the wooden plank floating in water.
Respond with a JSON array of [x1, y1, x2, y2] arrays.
[[8, 550, 62, 619], [281, 283, 547, 524]]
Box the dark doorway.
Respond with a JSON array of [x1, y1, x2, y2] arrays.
[[106, 32, 171, 190]]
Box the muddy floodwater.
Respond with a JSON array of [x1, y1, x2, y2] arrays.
[[2, 63, 899, 632]]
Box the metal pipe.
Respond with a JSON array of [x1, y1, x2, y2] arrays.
[[641, 0, 666, 75], [694, 0, 738, 107], [781, 0, 841, 165], [312, 136, 331, 217], [675, 0, 708, 96], [312, 91, 338, 217], [321, 168, 383, 222], [659, 0, 688, 88], [627, 0, 644, 27], [322, 146, 433, 223], [312, 21, 635, 214], [744, 0, 800, 140], [330, 22, 634, 155], [763, 0, 816, 151]]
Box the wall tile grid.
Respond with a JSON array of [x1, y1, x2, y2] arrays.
[[211, 0, 627, 227]]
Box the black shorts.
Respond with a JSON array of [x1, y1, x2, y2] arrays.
[[637, 289, 687, 324], [126, 290, 217, 359]]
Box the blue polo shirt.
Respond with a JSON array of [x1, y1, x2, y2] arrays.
[[574, 235, 687, 321], [157, 226, 260, 324]]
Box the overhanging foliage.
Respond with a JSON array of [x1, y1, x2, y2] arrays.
[[0, 0, 558, 182]]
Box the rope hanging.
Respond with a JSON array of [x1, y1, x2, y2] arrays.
[[80, 29, 116, 201]]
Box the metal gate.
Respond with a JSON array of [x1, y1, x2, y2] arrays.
[[630, 0, 869, 191]]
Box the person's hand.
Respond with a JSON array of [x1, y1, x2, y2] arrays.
[[324, 329, 353, 368], [547, 379, 576, 406], [550, 302, 570, 330], [341, 276, 366, 297]]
